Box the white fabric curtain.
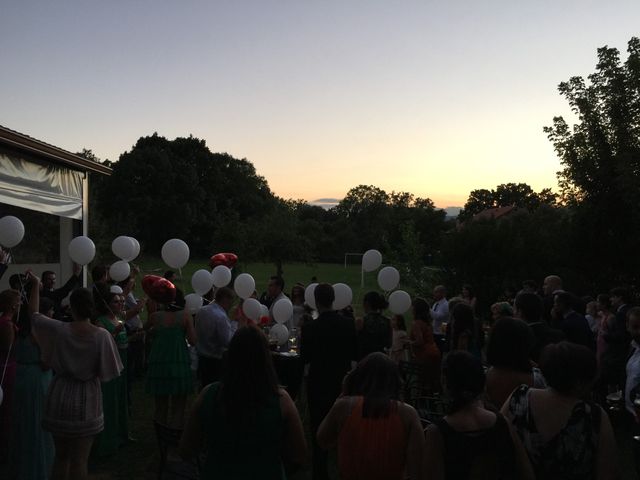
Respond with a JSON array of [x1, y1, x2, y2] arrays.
[[0, 150, 83, 219]]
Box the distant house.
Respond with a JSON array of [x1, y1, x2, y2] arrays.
[[0, 125, 111, 289], [471, 205, 517, 221]]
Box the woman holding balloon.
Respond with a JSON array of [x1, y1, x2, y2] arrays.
[[144, 279, 196, 428]]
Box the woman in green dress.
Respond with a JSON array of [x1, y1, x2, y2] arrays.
[[93, 286, 129, 457], [9, 296, 55, 479], [145, 290, 196, 428]]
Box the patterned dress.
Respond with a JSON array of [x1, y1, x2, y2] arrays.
[[507, 384, 601, 479]]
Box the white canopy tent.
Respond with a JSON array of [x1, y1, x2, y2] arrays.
[[0, 126, 111, 290]]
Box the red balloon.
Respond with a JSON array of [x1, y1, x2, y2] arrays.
[[209, 252, 238, 269], [141, 275, 176, 304]]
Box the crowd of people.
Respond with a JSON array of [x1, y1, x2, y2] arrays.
[[0, 256, 637, 479]]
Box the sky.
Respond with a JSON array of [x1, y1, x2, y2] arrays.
[[2, 1, 639, 208]]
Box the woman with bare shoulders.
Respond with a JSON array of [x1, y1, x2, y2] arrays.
[[27, 273, 122, 480], [318, 352, 426, 480], [501, 342, 617, 480]]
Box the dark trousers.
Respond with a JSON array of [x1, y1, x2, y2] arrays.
[[307, 383, 340, 480], [198, 355, 222, 390]]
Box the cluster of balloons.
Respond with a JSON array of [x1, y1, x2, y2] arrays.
[[361, 249, 411, 315]]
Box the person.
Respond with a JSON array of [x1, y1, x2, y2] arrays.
[[502, 341, 617, 480], [301, 283, 357, 480], [553, 292, 594, 349], [425, 351, 533, 480], [450, 302, 480, 357], [461, 284, 477, 312], [541, 275, 563, 324], [490, 301, 513, 325], [595, 294, 615, 367], [514, 292, 564, 364], [93, 286, 130, 457], [430, 285, 449, 340], [268, 276, 290, 327], [356, 291, 392, 360], [180, 326, 307, 479], [195, 287, 237, 388], [145, 290, 196, 428], [0, 289, 19, 464], [585, 300, 599, 334], [625, 307, 640, 421], [408, 297, 441, 393], [27, 273, 122, 480], [291, 284, 306, 328], [41, 265, 82, 320], [390, 314, 409, 363], [601, 287, 632, 392], [485, 317, 545, 410], [9, 295, 55, 479], [317, 352, 426, 480]]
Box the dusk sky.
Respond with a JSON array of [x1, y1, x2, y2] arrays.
[[2, 1, 639, 207]]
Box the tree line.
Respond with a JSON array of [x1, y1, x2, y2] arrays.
[[87, 37, 640, 310]]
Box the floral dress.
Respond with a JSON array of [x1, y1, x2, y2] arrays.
[[507, 385, 601, 479]]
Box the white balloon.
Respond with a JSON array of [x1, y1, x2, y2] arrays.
[[185, 293, 203, 314], [233, 273, 255, 300], [271, 323, 289, 346], [260, 304, 269, 318], [128, 237, 141, 261], [161, 239, 190, 269], [68, 236, 95, 265], [112, 236, 135, 260], [211, 265, 232, 288], [191, 269, 214, 295], [304, 283, 318, 310], [362, 249, 382, 272], [388, 290, 412, 314], [273, 298, 293, 324], [0, 216, 25, 248], [110, 285, 123, 295], [243, 298, 262, 322], [377, 266, 400, 291], [109, 261, 131, 282], [332, 283, 353, 310]]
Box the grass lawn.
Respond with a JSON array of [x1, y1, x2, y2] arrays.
[[130, 257, 412, 317]]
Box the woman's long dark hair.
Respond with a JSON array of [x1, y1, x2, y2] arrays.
[[220, 326, 280, 418], [343, 352, 401, 418], [443, 351, 485, 413]]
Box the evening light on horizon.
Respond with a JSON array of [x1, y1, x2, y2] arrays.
[[2, 1, 639, 208]]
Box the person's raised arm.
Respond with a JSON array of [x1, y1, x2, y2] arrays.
[[280, 389, 307, 474], [27, 272, 41, 317]]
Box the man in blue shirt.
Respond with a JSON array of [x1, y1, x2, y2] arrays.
[[195, 287, 236, 389]]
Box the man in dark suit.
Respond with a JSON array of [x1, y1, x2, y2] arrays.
[[602, 287, 632, 389], [554, 291, 594, 350], [514, 292, 564, 363], [301, 283, 357, 480]]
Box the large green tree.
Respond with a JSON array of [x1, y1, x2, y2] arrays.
[[544, 37, 640, 284], [458, 183, 556, 221]]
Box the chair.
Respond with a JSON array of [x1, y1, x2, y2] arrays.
[[153, 420, 200, 480], [398, 361, 427, 404]]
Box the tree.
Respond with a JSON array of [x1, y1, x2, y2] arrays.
[[458, 183, 556, 221], [544, 37, 640, 283]]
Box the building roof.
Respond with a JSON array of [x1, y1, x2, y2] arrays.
[[0, 125, 112, 175], [471, 205, 517, 221]]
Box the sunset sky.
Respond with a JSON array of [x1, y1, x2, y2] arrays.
[[2, 1, 639, 207]]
